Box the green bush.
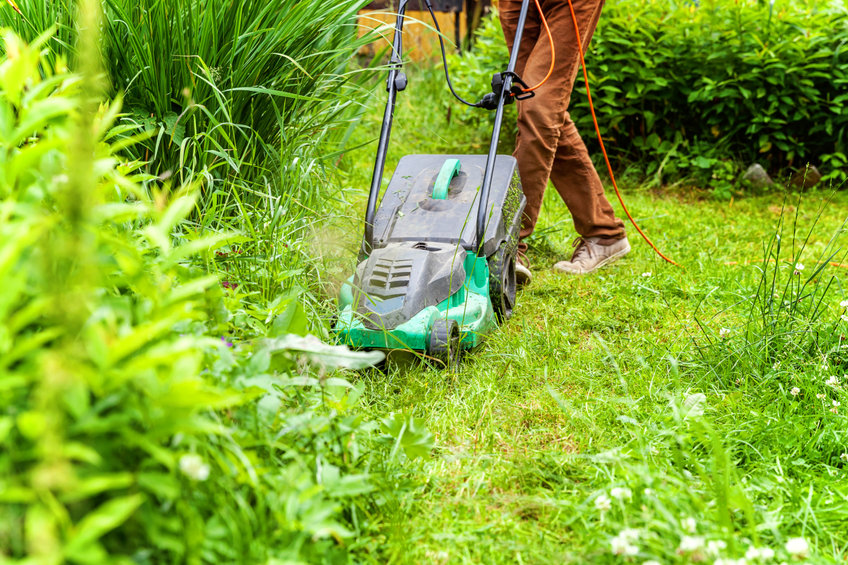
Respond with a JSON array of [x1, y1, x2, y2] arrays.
[[0, 26, 426, 563], [448, 0, 848, 189]]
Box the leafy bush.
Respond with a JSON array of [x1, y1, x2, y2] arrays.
[[0, 26, 427, 563], [447, 0, 848, 188]]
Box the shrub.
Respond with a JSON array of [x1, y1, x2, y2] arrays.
[[447, 0, 848, 187]]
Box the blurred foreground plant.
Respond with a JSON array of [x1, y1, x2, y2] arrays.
[[0, 23, 424, 563]]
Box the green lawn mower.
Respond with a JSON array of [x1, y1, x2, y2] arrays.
[[335, 0, 537, 369]]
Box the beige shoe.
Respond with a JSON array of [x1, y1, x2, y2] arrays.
[[516, 262, 532, 285], [553, 236, 631, 275], [516, 251, 532, 285]]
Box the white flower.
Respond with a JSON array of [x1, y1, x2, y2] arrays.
[[644, 488, 654, 496], [817, 393, 827, 399], [795, 263, 805, 271], [826, 375, 840, 387], [785, 537, 809, 558], [790, 387, 800, 396], [745, 546, 775, 560], [840, 453, 848, 462], [842, 315, 848, 323], [719, 328, 731, 338], [642, 561, 661, 565], [642, 271, 652, 277], [619, 528, 640, 541], [707, 540, 728, 556], [611, 529, 640, 555], [595, 493, 612, 511], [179, 454, 210, 481], [840, 299, 848, 308], [678, 535, 705, 553], [611, 487, 633, 500], [682, 517, 697, 533], [834, 400, 842, 408]]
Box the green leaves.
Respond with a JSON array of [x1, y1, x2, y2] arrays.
[[381, 413, 435, 462]]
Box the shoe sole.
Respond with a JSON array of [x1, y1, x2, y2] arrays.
[[554, 244, 631, 275]]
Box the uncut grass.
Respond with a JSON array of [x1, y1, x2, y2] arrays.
[[337, 61, 848, 562]]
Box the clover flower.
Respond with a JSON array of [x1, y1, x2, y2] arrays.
[[179, 454, 210, 481], [611, 487, 632, 500], [642, 272, 652, 278], [826, 375, 840, 387], [745, 546, 775, 560], [840, 453, 848, 462], [840, 299, 848, 308], [817, 393, 827, 399], [678, 535, 705, 554], [611, 529, 640, 556], [707, 540, 727, 556], [719, 328, 731, 338], [595, 493, 612, 511], [785, 537, 809, 558], [790, 387, 800, 397], [794, 263, 805, 275], [682, 517, 697, 533]]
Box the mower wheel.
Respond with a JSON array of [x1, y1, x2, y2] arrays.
[[427, 318, 461, 371], [488, 244, 517, 322]]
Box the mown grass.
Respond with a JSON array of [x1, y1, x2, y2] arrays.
[[335, 59, 848, 563]]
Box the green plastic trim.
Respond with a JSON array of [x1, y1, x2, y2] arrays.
[[432, 158, 461, 200], [334, 254, 497, 352]]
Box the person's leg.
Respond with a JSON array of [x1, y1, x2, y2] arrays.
[[499, 0, 541, 79], [508, 0, 611, 256], [550, 115, 625, 241], [546, 0, 625, 241]]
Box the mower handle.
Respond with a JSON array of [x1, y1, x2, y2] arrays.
[[362, 0, 532, 255], [475, 0, 532, 251], [363, 0, 410, 255]]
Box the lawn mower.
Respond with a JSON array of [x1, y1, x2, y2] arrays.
[[334, 0, 538, 369]]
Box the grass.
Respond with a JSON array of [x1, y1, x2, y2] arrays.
[[332, 59, 848, 563]]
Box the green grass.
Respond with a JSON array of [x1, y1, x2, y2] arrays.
[[334, 61, 848, 563]]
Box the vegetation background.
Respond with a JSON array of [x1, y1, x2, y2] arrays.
[[0, 0, 847, 563]]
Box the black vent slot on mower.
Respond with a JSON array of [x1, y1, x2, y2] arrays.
[[369, 259, 413, 292]]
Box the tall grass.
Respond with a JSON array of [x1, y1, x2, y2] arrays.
[[1, 0, 378, 302]]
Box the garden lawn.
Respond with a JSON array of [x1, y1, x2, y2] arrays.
[[336, 66, 848, 564]]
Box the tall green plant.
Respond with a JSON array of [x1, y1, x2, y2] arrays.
[[0, 21, 418, 563]]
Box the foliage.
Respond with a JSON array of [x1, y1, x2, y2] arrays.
[[444, 0, 848, 191], [0, 27, 429, 563], [0, 0, 375, 302], [0, 0, 370, 182]]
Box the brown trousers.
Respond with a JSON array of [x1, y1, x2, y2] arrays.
[[500, 0, 625, 253]]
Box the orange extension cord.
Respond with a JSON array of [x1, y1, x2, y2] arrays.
[[528, 0, 680, 267], [522, 0, 555, 93]]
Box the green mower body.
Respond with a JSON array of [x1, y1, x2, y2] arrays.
[[335, 154, 525, 367]]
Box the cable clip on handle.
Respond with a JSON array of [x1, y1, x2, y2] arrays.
[[477, 71, 534, 110]]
